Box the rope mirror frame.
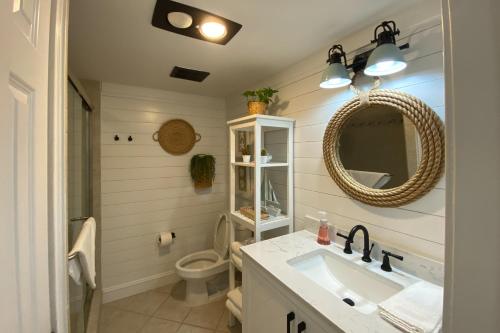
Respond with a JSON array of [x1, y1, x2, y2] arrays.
[[323, 88, 445, 207]]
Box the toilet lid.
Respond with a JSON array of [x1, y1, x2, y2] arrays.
[[213, 214, 229, 258]]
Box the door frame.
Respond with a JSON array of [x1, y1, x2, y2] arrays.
[[48, 0, 70, 331]]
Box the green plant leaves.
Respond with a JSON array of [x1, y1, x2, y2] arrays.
[[190, 154, 216, 182], [242, 87, 279, 103]]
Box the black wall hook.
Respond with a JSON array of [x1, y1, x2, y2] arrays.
[[128, 135, 133, 142], [114, 134, 120, 141]]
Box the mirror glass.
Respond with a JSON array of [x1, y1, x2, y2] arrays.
[[338, 105, 421, 189]]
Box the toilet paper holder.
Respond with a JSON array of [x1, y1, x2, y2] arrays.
[[157, 232, 176, 243]]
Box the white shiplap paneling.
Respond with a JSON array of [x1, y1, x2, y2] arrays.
[[100, 83, 227, 301], [226, 0, 445, 261]]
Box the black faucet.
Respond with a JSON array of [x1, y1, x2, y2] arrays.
[[336, 225, 374, 263]]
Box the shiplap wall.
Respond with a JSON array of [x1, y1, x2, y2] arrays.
[[227, 0, 445, 261], [100, 83, 227, 301]]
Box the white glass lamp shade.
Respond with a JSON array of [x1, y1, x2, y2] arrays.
[[167, 12, 193, 29], [364, 43, 407, 76], [319, 62, 351, 89]]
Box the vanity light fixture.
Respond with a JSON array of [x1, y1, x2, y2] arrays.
[[319, 44, 352, 89], [364, 21, 408, 76], [319, 20, 409, 89]]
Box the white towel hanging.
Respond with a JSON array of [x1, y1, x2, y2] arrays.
[[68, 217, 96, 289]]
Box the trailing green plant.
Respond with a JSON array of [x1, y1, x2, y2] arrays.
[[241, 144, 251, 155], [190, 154, 216, 183], [243, 87, 279, 104], [261, 148, 268, 156]]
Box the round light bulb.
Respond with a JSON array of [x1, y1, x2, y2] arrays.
[[167, 12, 193, 29], [199, 21, 227, 40]]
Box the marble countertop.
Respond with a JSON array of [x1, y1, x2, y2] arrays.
[[241, 230, 426, 333]]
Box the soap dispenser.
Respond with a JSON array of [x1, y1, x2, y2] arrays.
[[316, 211, 331, 245]]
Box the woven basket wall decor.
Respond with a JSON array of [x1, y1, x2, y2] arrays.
[[153, 119, 201, 155], [323, 89, 445, 207]]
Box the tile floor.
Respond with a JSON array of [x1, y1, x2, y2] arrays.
[[99, 282, 242, 333]]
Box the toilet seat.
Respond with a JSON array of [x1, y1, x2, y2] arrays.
[[175, 249, 228, 279]]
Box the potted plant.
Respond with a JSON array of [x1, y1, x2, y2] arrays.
[[241, 144, 252, 163], [243, 87, 279, 115], [261, 148, 272, 164], [190, 154, 216, 189]]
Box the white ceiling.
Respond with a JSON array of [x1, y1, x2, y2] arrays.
[[69, 0, 415, 97]]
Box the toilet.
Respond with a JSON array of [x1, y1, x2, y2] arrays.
[[176, 213, 230, 306]]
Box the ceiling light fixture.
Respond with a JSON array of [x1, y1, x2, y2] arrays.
[[199, 21, 227, 40], [364, 21, 407, 76], [319, 44, 351, 89], [152, 0, 242, 45], [167, 11, 193, 29]]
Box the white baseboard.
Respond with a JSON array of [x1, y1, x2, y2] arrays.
[[102, 270, 181, 303]]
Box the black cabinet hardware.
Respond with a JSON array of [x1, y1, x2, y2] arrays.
[[298, 321, 306, 333], [286, 312, 295, 333], [381, 250, 404, 272]]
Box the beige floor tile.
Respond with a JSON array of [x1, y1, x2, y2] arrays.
[[153, 296, 192, 322], [177, 324, 214, 333], [155, 282, 175, 294], [140, 317, 180, 333], [108, 290, 169, 315], [184, 299, 226, 329], [99, 306, 149, 333]]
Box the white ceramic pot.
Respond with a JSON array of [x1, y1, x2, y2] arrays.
[[261, 156, 268, 164], [242, 155, 251, 163]]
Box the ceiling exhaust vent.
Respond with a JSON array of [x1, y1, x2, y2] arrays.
[[170, 66, 210, 82]]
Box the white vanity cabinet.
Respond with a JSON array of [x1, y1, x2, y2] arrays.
[[243, 255, 342, 333]]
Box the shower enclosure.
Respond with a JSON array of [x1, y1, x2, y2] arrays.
[[68, 80, 93, 333]]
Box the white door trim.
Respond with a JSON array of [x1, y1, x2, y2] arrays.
[[48, 0, 70, 331]]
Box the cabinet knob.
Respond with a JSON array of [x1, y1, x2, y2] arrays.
[[286, 312, 295, 333], [298, 321, 306, 333]]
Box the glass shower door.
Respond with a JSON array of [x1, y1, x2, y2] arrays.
[[67, 81, 92, 333]]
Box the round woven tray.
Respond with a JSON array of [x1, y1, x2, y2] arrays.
[[153, 119, 201, 155], [323, 89, 445, 207]]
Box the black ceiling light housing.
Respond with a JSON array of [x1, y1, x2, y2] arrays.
[[152, 0, 242, 45], [170, 66, 210, 82]]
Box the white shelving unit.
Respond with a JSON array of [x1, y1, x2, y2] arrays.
[[228, 114, 295, 240], [226, 114, 295, 327]]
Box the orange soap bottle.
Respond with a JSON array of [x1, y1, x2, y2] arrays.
[[316, 211, 331, 245]]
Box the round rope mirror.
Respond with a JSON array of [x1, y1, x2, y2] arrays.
[[323, 88, 444, 207]]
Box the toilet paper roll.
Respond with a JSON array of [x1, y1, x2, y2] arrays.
[[157, 232, 173, 247]]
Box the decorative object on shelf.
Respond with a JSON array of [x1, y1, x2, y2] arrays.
[[322, 86, 444, 207], [260, 148, 271, 163], [243, 87, 279, 115], [239, 206, 269, 221], [261, 172, 281, 217], [241, 144, 251, 163], [319, 20, 409, 89], [190, 154, 216, 189], [238, 166, 247, 191], [153, 119, 201, 155]]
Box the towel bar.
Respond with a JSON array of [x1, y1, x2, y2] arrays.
[[70, 216, 90, 223]]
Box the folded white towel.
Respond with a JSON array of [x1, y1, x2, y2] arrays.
[[231, 238, 254, 258], [225, 298, 242, 322], [227, 287, 243, 310], [378, 281, 443, 333], [231, 253, 243, 270], [68, 217, 96, 289]]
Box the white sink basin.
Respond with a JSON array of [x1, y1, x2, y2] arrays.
[[288, 248, 404, 314]]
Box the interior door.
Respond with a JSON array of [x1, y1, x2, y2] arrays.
[[0, 0, 52, 332]]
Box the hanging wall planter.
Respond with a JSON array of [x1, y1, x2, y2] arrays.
[[190, 154, 216, 189]]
